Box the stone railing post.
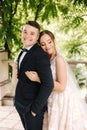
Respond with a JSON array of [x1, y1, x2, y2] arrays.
[[0, 51, 11, 105], [8, 60, 17, 96]]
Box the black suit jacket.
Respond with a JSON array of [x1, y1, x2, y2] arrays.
[[14, 43, 53, 115]]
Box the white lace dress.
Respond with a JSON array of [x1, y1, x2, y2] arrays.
[[43, 56, 87, 130]]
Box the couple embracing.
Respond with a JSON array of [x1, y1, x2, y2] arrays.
[[14, 20, 87, 130]]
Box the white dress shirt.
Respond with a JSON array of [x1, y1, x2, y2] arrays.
[[19, 46, 33, 68]]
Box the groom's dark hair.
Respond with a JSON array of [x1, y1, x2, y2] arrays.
[[26, 21, 40, 31]]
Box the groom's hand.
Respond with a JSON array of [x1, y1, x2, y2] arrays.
[[31, 111, 36, 117]]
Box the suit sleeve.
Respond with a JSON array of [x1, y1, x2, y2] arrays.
[[31, 53, 54, 114]]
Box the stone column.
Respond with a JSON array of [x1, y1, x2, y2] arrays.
[[0, 51, 11, 105], [0, 51, 8, 82]]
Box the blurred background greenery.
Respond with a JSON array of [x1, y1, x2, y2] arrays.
[[0, 0, 87, 87]]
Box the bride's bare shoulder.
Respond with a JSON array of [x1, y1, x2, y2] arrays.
[[56, 54, 65, 63]]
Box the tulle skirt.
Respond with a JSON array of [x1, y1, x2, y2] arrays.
[[43, 89, 87, 130]]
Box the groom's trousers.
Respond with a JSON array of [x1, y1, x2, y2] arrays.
[[16, 107, 44, 130]]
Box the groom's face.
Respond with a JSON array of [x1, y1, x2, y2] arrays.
[[21, 24, 39, 48]]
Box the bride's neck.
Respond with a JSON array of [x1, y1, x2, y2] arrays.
[[50, 51, 57, 61]]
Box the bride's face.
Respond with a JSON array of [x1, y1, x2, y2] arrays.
[[40, 34, 55, 56]]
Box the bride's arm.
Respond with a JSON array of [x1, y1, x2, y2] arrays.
[[53, 55, 67, 92], [25, 71, 40, 83], [25, 55, 67, 93]]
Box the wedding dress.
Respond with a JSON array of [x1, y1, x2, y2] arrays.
[[43, 56, 87, 130]]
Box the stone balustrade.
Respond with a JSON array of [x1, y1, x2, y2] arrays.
[[68, 60, 87, 70], [0, 51, 17, 105]]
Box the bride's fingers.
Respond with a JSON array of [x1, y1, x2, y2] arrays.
[[25, 71, 35, 81], [25, 71, 35, 75], [29, 71, 37, 74], [25, 71, 29, 76], [25, 71, 31, 78], [25, 71, 39, 82]]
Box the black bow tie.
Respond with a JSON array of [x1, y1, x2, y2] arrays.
[[21, 48, 28, 52]]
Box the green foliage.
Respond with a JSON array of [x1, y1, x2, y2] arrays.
[[0, 0, 21, 58], [0, 0, 87, 60], [73, 0, 87, 6], [71, 16, 83, 28], [57, 3, 69, 15], [74, 64, 87, 87], [63, 37, 85, 59], [0, 0, 87, 88], [41, 2, 58, 22]]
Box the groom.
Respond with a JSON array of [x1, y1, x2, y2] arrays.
[[14, 21, 53, 130]]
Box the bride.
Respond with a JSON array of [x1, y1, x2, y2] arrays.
[[25, 30, 87, 130]]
